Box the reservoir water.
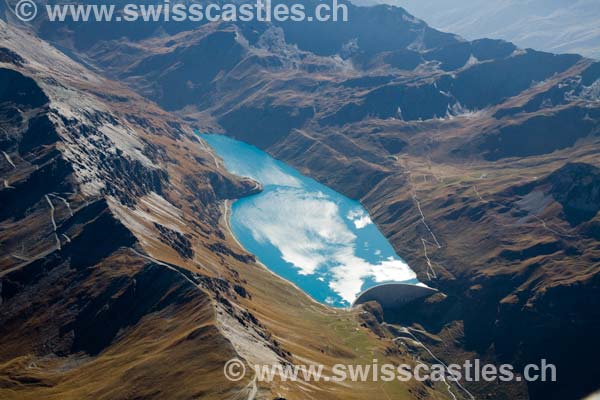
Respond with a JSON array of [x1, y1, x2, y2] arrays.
[[200, 134, 418, 307]]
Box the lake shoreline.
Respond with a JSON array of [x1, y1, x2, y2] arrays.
[[202, 133, 418, 307]]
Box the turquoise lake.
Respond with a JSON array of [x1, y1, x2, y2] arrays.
[[200, 134, 418, 307]]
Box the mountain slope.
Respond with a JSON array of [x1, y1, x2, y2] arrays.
[[18, 3, 600, 398], [353, 0, 600, 59], [0, 20, 462, 400]]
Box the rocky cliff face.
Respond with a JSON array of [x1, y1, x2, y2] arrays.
[[0, 21, 260, 399]]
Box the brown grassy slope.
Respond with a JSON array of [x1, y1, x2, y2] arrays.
[[0, 249, 249, 400], [265, 90, 600, 399]]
